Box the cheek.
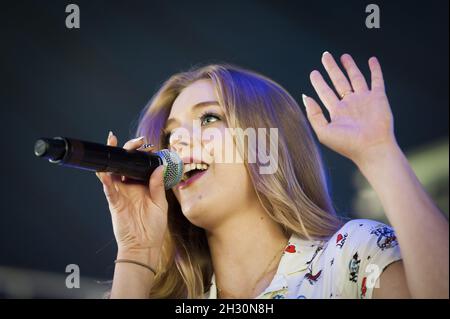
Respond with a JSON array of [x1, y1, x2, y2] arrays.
[[212, 163, 252, 196], [208, 163, 257, 214], [202, 127, 244, 165]]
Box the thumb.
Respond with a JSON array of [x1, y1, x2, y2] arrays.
[[149, 165, 168, 211]]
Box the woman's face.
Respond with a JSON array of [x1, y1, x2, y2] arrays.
[[166, 79, 258, 230]]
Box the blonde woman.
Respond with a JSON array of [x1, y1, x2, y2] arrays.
[[96, 52, 448, 299]]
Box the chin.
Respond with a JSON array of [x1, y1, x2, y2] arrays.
[[179, 197, 211, 228]]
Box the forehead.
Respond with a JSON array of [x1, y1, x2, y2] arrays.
[[170, 79, 217, 115]]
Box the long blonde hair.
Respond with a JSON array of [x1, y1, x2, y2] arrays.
[[135, 63, 343, 298]]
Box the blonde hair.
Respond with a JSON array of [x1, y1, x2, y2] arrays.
[[135, 63, 343, 298]]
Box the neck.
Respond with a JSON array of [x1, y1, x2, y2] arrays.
[[206, 202, 289, 298]]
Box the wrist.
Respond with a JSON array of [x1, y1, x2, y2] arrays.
[[117, 247, 162, 270], [354, 140, 403, 173]]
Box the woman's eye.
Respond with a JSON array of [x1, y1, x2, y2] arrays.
[[200, 113, 220, 126]]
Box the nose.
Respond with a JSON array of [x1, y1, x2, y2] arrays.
[[169, 128, 190, 150], [168, 123, 216, 164], [168, 126, 202, 157]]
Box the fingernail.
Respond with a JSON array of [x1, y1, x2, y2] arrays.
[[302, 94, 308, 105], [108, 131, 114, 139], [131, 136, 145, 142], [322, 51, 330, 57]]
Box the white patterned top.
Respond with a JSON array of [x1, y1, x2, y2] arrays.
[[205, 219, 402, 299]]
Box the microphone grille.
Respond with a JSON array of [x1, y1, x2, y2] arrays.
[[155, 149, 183, 189]]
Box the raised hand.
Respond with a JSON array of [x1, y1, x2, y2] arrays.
[[302, 52, 397, 166]]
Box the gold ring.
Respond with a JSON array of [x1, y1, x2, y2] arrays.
[[339, 90, 353, 99]]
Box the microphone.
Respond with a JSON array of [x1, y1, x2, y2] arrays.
[[34, 137, 183, 189]]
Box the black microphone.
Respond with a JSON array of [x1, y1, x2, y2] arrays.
[[34, 137, 183, 189]]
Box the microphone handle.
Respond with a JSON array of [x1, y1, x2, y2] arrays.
[[35, 137, 163, 182]]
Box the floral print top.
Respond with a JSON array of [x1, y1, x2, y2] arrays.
[[205, 219, 402, 299]]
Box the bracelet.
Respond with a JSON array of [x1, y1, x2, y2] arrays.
[[114, 259, 157, 276]]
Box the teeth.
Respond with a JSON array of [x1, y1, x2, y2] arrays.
[[183, 163, 208, 174], [182, 163, 209, 181]]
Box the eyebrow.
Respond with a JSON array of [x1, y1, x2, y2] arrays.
[[164, 100, 220, 132]]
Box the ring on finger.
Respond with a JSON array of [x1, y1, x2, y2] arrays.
[[339, 90, 353, 99], [138, 143, 155, 150]]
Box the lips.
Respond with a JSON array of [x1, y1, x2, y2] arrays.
[[181, 163, 209, 181], [177, 169, 208, 189], [177, 157, 210, 189]]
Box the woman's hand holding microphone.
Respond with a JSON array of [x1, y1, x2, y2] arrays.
[[95, 131, 168, 298]]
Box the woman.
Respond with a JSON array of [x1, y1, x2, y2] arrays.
[[96, 52, 449, 299]]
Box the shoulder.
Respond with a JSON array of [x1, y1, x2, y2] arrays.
[[337, 218, 393, 234], [326, 219, 402, 298], [331, 218, 398, 251]]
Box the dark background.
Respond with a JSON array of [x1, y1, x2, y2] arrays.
[[0, 0, 448, 297]]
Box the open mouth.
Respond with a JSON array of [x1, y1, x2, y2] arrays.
[[181, 163, 209, 182], [176, 163, 210, 189]]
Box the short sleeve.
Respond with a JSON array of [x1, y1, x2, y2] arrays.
[[333, 219, 402, 299]]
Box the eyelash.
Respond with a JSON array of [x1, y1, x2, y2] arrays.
[[199, 111, 221, 126], [163, 112, 221, 146]]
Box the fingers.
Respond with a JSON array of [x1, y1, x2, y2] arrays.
[[108, 130, 118, 147], [105, 131, 121, 183], [302, 94, 328, 141], [340, 54, 369, 92], [321, 51, 353, 99], [148, 165, 168, 212], [309, 70, 340, 114], [123, 136, 146, 150], [95, 132, 158, 210], [369, 56, 385, 92], [96, 131, 120, 208], [121, 136, 152, 183], [95, 131, 118, 185], [96, 167, 119, 205], [137, 143, 155, 151]]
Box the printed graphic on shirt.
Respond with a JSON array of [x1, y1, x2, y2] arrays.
[[265, 288, 288, 299], [305, 269, 322, 284], [336, 233, 348, 249], [304, 246, 323, 285], [370, 225, 398, 251], [361, 276, 368, 298], [306, 246, 323, 265], [349, 252, 361, 283], [285, 244, 297, 253]]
